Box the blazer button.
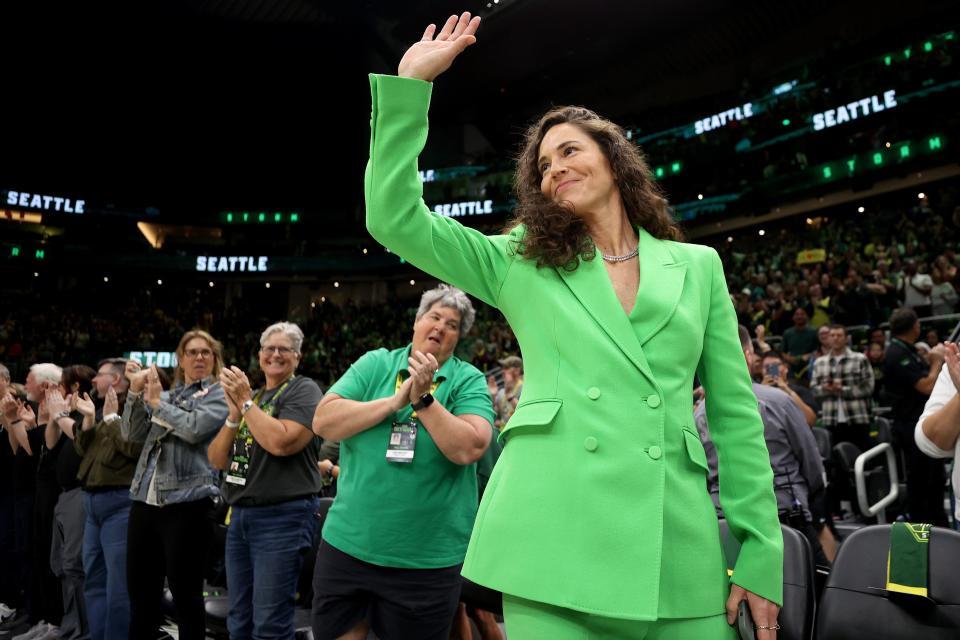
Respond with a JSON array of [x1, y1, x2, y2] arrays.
[[583, 436, 598, 452], [646, 394, 661, 408], [648, 445, 662, 460], [587, 387, 601, 400]]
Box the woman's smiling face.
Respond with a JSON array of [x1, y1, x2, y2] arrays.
[[538, 122, 618, 216]]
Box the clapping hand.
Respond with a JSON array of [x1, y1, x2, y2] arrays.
[[74, 393, 96, 418], [103, 386, 119, 416], [392, 375, 415, 413], [398, 12, 481, 82], [407, 350, 439, 405], [220, 366, 253, 407], [224, 388, 240, 421], [1, 393, 19, 424], [45, 387, 69, 421], [17, 403, 36, 429], [944, 342, 960, 394], [144, 366, 163, 409], [126, 359, 149, 393]]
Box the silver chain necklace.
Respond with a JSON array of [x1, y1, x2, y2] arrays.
[[601, 246, 639, 263]]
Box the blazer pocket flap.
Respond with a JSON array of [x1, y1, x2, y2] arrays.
[[498, 399, 563, 443], [682, 428, 709, 471]]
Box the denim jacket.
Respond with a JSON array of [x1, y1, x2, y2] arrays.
[[121, 377, 228, 506]]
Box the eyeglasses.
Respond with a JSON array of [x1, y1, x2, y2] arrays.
[[184, 348, 213, 359], [261, 346, 295, 356]]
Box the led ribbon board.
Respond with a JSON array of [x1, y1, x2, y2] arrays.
[[812, 90, 897, 131], [196, 256, 269, 272], [693, 103, 754, 135], [124, 351, 179, 367], [4, 190, 85, 214], [432, 200, 494, 217]]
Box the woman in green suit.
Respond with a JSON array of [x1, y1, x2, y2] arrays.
[[364, 12, 783, 639]]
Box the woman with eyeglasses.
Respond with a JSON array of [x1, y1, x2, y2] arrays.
[[208, 321, 323, 640], [121, 329, 229, 640]]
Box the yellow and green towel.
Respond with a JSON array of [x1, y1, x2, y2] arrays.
[[886, 522, 932, 598]]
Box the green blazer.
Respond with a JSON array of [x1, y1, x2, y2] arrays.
[[365, 73, 783, 620]]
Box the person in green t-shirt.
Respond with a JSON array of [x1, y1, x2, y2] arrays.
[[312, 284, 495, 640], [783, 307, 819, 379]]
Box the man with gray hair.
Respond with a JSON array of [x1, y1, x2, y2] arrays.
[[312, 284, 495, 640]]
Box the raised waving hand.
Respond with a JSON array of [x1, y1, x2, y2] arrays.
[[398, 12, 481, 82]]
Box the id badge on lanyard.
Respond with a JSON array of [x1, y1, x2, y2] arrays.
[[386, 421, 418, 463], [226, 377, 293, 485], [386, 373, 440, 464], [225, 425, 255, 486]]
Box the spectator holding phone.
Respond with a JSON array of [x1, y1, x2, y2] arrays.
[[812, 325, 874, 452], [697, 327, 829, 567], [760, 351, 818, 427]]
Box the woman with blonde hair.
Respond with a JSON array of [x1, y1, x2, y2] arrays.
[[121, 329, 228, 640]]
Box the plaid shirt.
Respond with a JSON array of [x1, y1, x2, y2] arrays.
[[811, 348, 875, 426]]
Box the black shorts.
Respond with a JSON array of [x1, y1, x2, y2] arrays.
[[311, 540, 462, 640]]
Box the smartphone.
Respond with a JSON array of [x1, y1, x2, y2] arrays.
[[764, 362, 781, 379], [737, 600, 757, 640]]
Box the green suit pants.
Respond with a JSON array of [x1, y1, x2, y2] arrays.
[[503, 594, 738, 639]]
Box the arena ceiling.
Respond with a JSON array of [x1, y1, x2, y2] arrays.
[[0, 0, 953, 224]]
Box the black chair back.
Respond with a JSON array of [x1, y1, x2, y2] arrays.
[[831, 442, 861, 474], [871, 416, 893, 444], [719, 520, 816, 640], [816, 525, 960, 639]]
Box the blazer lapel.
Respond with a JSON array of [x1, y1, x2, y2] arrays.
[[556, 246, 656, 385], [634, 228, 688, 346]]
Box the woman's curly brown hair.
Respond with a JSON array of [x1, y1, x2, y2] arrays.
[[507, 106, 683, 270]]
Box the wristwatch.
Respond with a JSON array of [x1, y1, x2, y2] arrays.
[[240, 400, 254, 416], [412, 393, 435, 412]]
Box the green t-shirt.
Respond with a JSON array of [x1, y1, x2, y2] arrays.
[[322, 344, 495, 569], [783, 325, 818, 357]]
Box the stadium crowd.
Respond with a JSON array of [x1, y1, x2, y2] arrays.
[[1, 186, 959, 638]]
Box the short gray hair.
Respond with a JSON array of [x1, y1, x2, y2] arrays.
[[30, 363, 63, 385], [415, 285, 476, 336], [0, 364, 9, 382], [260, 322, 305, 354]]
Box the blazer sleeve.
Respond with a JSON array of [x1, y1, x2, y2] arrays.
[[365, 74, 513, 308], [696, 249, 784, 606]]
